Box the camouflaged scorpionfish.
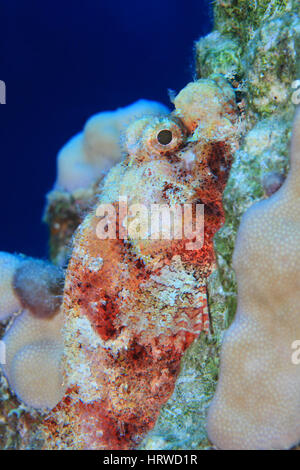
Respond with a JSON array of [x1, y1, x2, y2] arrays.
[[44, 75, 239, 450]]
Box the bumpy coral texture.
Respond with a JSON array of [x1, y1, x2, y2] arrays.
[[0, 252, 22, 321], [2, 310, 64, 410], [0, 255, 64, 410], [44, 76, 238, 450], [56, 100, 169, 192], [13, 259, 64, 318], [207, 107, 300, 450]]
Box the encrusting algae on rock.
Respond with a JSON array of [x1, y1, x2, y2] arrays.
[[43, 76, 239, 450]]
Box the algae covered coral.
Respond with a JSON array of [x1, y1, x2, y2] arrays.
[[0, 0, 300, 451], [196, 0, 300, 327]]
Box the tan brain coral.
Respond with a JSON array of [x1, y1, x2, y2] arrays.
[[207, 106, 300, 450]]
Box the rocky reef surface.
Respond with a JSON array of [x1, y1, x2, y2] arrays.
[[0, 0, 299, 450]]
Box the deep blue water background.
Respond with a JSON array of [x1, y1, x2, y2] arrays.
[[0, 0, 212, 259]]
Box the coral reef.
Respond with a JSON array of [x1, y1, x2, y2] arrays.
[[1, 0, 299, 451], [44, 185, 100, 267], [43, 76, 238, 450], [0, 253, 22, 321], [207, 107, 300, 450], [0, 255, 64, 420], [196, 0, 300, 326], [2, 309, 64, 410]]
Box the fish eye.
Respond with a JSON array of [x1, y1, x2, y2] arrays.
[[125, 116, 186, 157], [157, 129, 173, 146]]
